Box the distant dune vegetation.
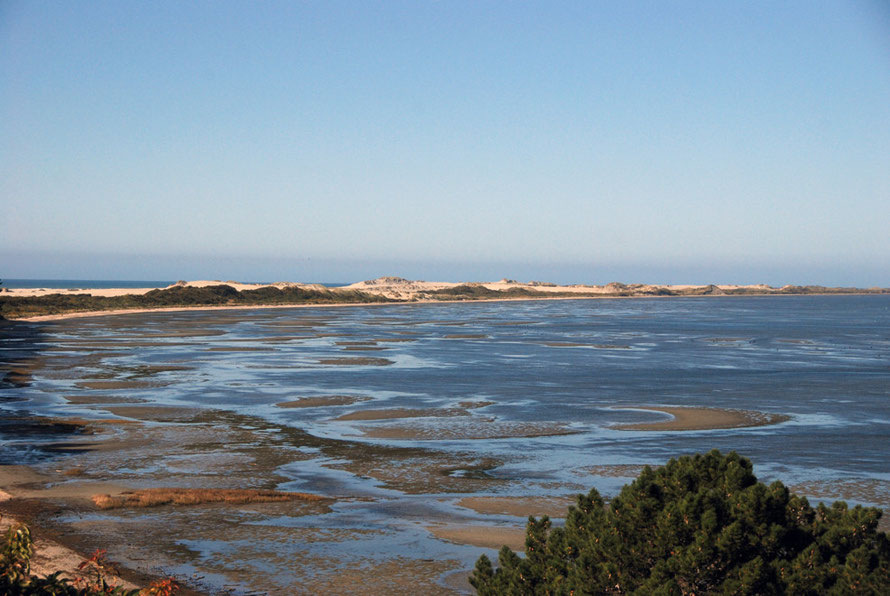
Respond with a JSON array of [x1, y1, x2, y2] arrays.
[[0, 284, 392, 319], [1, 279, 887, 320]]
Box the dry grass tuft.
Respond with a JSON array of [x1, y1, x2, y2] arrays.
[[91, 488, 327, 510]]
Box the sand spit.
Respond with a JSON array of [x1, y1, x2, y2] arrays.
[[612, 406, 790, 431], [91, 488, 328, 510], [9, 277, 888, 322]]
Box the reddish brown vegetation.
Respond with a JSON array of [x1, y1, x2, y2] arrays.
[[91, 488, 326, 510]]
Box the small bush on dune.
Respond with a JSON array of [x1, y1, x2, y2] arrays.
[[471, 450, 890, 594]]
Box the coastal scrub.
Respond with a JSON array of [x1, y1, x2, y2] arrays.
[[471, 450, 890, 594]]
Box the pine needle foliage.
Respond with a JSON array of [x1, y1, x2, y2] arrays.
[[470, 450, 890, 595]]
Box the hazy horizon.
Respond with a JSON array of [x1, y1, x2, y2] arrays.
[[3, 2, 889, 286], [2, 249, 887, 288]]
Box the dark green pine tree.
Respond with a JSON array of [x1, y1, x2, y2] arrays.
[[470, 450, 890, 595]]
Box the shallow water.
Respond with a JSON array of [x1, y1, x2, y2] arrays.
[[2, 295, 889, 593]]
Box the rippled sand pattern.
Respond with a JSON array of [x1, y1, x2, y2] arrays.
[[357, 419, 577, 440]]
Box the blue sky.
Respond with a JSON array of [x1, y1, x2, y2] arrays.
[[2, 1, 889, 285]]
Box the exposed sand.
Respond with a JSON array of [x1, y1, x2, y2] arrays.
[[0, 483, 139, 591], [456, 496, 575, 518], [334, 407, 470, 421], [612, 406, 790, 431], [428, 524, 527, 551], [276, 395, 370, 408], [345, 276, 796, 300], [356, 420, 577, 441], [585, 464, 657, 478]]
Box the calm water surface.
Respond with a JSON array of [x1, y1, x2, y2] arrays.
[[2, 295, 888, 593]]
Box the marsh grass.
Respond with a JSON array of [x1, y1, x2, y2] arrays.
[[91, 488, 326, 509]]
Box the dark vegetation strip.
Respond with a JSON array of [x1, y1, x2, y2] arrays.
[[1, 283, 887, 318], [0, 285, 394, 319]]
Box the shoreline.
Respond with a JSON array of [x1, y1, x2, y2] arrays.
[[0, 486, 160, 593], [8, 290, 886, 323]]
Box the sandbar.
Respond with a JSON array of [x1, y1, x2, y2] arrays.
[[612, 406, 789, 431]]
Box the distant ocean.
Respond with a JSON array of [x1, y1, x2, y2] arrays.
[[1, 279, 346, 289]]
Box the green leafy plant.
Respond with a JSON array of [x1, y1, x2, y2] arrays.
[[471, 450, 890, 594], [1, 516, 179, 595]]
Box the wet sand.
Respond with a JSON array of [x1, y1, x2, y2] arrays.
[[428, 525, 527, 551], [276, 395, 370, 408], [0, 491, 139, 591], [612, 406, 790, 431], [334, 407, 470, 421], [356, 420, 577, 441], [456, 495, 575, 518]]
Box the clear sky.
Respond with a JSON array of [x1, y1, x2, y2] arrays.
[[2, 1, 889, 285]]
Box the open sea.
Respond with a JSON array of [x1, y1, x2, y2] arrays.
[[1, 295, 888, 593]]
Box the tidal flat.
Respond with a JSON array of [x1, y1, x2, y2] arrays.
[[1, 296, 889, 593]]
